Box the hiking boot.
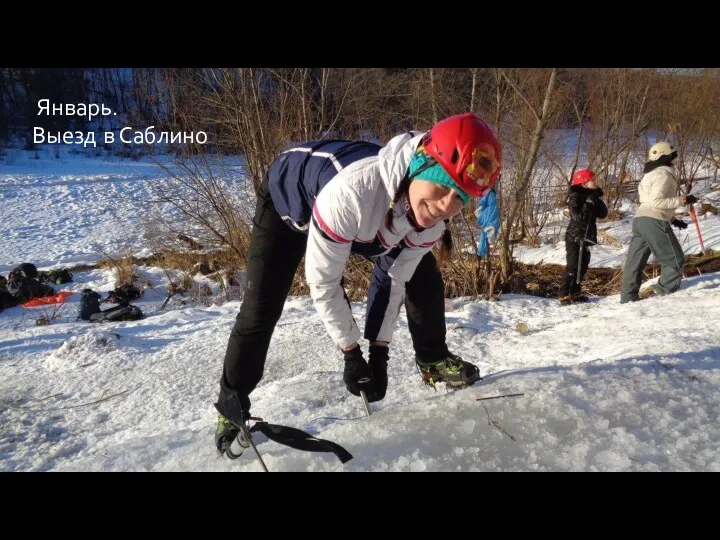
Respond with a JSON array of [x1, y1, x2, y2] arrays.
[[639, 285, 668, 300], [558, 295, 573, 306], [571, 293, 589, 303], [215, 415, 241, 454], [415, 352, 481, 388]]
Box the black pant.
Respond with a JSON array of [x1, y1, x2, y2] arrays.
[[218, 180, 448, 415], [405, 252, 449, 360], [558, 236, 590, 297]]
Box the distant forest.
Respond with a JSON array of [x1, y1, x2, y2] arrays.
[[4, 68, 719, 288]]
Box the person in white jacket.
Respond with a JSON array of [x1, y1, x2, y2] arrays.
[[214, 113, 502, 452], [620, 141, 697, 303]]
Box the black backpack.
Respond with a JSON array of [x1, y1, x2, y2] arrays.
[[0, 289, 19, 311], [106, 284, 143, 304], [89, 303, 144, 322], [6, 277, 55, 302], [39, 269, 74, 285], [8, 263, 38, 280], [79, 289, 103, 320]]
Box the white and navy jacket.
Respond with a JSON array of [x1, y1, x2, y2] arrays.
[[267, 132, 445, 349]]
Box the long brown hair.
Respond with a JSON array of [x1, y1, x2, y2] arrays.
[[438, 222, 453, 263], [384, 172, 412, 233]]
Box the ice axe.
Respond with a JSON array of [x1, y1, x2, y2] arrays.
[[682, 187, 706, 255], [667, 123, 706, 255], [576, 219, 596, 285], [688, 204, 706, 255]]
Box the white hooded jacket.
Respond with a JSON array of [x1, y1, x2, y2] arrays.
[[303, 132, 445, 348], [636, 165, 684, 221]]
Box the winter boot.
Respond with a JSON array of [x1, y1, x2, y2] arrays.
[[415, 352, 481, 388], [640, 284, 669, 300], [215, 415, 242, 454]]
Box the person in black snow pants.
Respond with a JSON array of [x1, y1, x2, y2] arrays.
[[214, 113, 503, 453], [558, 169, 607, 305]]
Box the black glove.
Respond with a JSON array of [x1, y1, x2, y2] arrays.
[[684, 194, 698, 205], [342, 346, 373, 397], [670, 218, 688, 230], [367, 344, 389, 402]]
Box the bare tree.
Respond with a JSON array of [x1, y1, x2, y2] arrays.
[[79, 67, 720, 300], [143, 68, 380, 269], [495, 68, 559, 282], [583, 69, 654, 215], [659, 69, 720, 193]]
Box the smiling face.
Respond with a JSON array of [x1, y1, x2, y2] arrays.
[[407, 179, 465, 228]]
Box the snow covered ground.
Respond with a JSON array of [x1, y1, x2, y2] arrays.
[[1, 148, 719, 471]]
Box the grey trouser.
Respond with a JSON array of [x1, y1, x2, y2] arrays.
[[621, 216, 685, 303]]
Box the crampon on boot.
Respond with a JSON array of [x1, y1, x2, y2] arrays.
[[216, 414, 267, 460], [215, 415, 241, 455], [415, 353, 481, 389]]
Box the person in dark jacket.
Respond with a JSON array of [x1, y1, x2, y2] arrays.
[[214, 113, 503, 454], [558, 169, 607, 305]]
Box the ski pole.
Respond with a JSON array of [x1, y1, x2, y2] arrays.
[[576, 219, 591, 285]]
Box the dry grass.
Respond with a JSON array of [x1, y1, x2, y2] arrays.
[[496, 250, 719, 299], [597, 228, 623, 248], [287, 255, 374, 301], [699, 202, 718, 217], [152, 248, 243, 276], [97, 255, 138, 287], [69, 247, 719, 305]]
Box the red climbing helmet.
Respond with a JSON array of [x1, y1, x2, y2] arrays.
[[421, 112, 502, 198], [571, 169, 595, 186]]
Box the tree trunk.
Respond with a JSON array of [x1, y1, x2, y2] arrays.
[[498, 68, 558, 282]]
